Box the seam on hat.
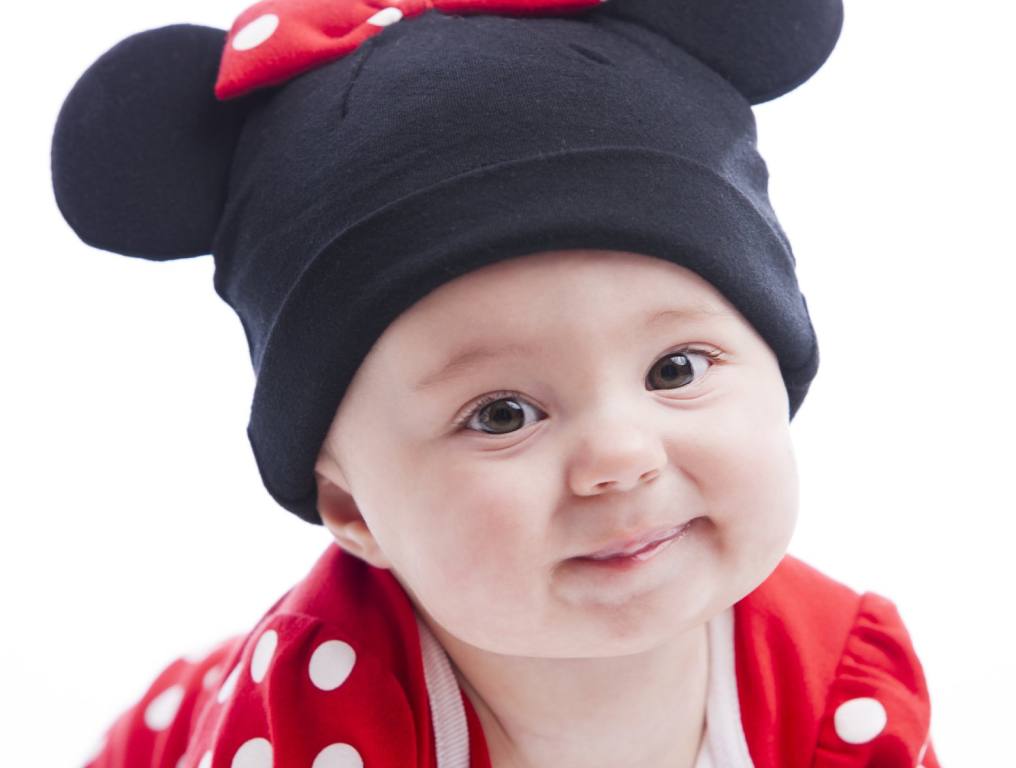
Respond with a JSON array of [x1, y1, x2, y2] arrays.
[[340, 37, 377, 122]]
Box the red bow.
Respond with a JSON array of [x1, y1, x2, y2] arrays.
[[215, 0, 606, 100]]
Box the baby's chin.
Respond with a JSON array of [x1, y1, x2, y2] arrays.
[[430, 585, 723, 660], [450, 610, 710, 659]]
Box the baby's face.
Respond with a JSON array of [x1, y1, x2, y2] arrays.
[[314, 249, 798, 657]]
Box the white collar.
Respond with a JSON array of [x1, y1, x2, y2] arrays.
[[417, 606, 755, 768]]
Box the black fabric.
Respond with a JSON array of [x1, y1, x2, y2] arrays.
[[51, 25, 260, 258], [597, 0, 844, 103], [50, 1, 843, 525]]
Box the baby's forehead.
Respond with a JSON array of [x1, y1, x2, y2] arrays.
[[360, 249, 755, 388], [394, 249, 736, 332]]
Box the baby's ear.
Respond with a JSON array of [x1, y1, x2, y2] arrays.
[[594, 0, 844, 104], [315, 470, 393, 570], [51, 24, 260, 260]]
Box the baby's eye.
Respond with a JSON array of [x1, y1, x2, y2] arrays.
[[452, 346, 724, 437]]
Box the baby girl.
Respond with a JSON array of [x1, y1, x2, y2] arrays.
[[51, 0, 939, 766]]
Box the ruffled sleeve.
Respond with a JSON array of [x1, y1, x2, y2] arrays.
[[813, 591, 941, 767], [81, 545, 445, 768], [82, 634, 242, 768], [82, 611, 438, 768], [178, 612, 432, 767]]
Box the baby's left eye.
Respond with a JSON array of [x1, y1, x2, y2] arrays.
[[453, 347, 723, 437]]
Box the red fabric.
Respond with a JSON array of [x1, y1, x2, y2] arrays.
[[82, 544, 941, 767], [215, 0, 605, 100], [733, 557, 941, 768]]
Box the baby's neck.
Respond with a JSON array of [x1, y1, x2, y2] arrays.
[[453, 622, 710, 768]]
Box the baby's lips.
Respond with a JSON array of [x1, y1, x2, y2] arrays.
[[583, 519, 696, 559]]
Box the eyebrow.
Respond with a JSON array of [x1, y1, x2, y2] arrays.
[[414, 304, 728, 391]]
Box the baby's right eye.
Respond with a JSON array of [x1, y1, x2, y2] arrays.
[[453, 390, 544, 436]]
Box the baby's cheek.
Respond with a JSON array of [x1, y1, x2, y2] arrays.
[[708, 399, 797, 506], [451, 513, 532, 587], [682, 410, 797, 563], [413, 545, 521, 649], [719, 448, 798, 584], [416, 504, 543, 635]]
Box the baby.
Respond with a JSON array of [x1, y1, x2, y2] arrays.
[[51, 0, 939, 766], [312, 249, 801, 768]]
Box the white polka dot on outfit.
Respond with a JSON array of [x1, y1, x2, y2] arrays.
[[309, 639, 357, 691], [833, 697, 888, 744], [366, 8, 404, 27], [231, 13, 280, 51], [217, 663, 241, 703], [231, 737, 272, 768], [197, 751, 213, 768], [312, 743, 364, 768], [203, 664, 223, 690], [250, 629, 278, 684], [144, 684, 185, 730]]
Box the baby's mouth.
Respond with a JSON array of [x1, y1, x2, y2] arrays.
[[575, 518, 700, 563], [580, 518, 699, 560]]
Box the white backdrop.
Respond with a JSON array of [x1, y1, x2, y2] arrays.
[[3, 1, 1013, 764]]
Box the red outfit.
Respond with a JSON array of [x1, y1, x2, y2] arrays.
[[83, 543, 941, 768]]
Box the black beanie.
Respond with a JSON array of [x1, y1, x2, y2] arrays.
[[50, 0, 844, 525]]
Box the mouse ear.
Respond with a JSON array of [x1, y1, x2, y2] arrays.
[[595, 0, 844, 104], [51, 24, 259, 260]]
